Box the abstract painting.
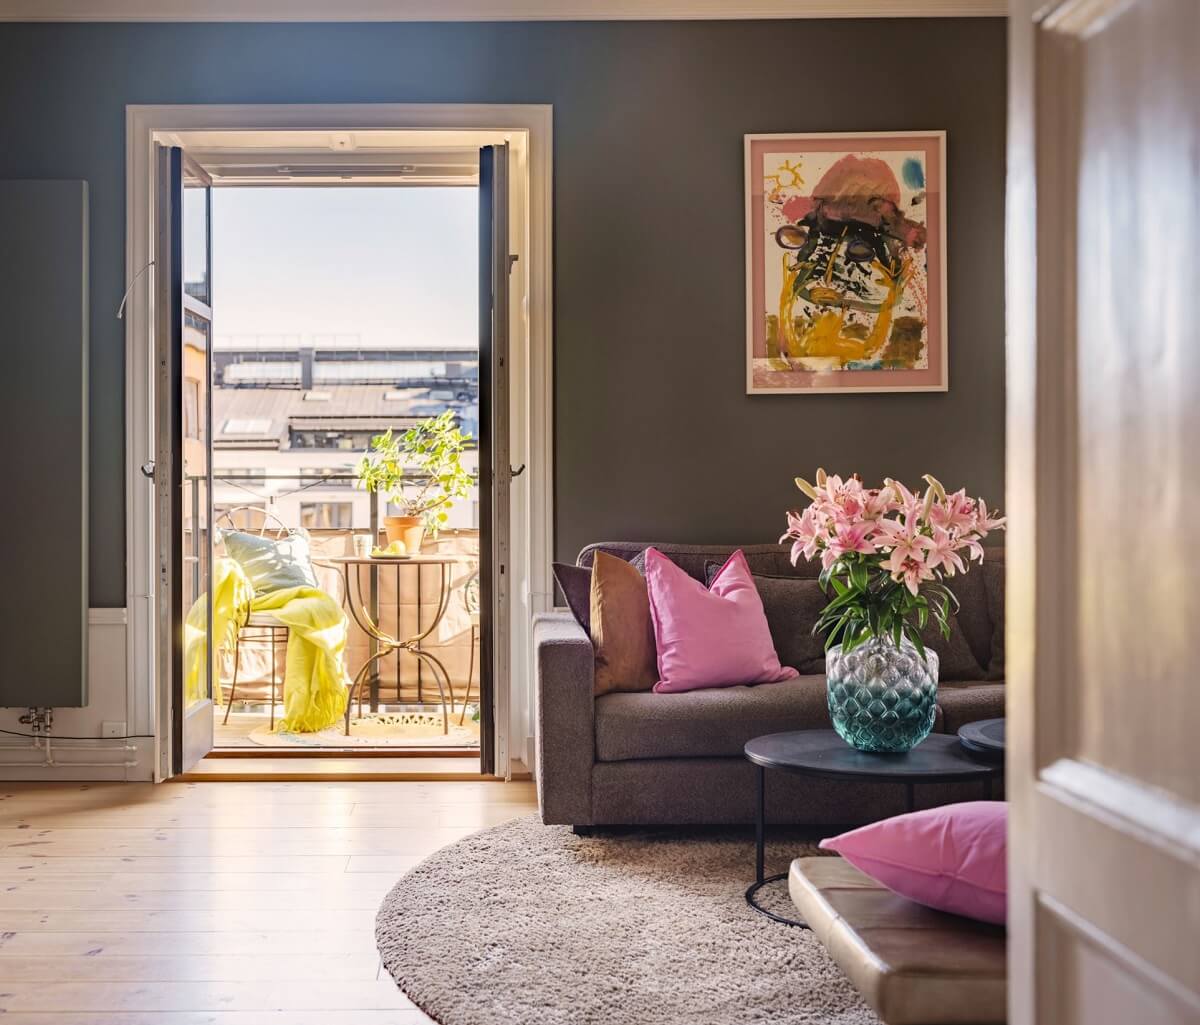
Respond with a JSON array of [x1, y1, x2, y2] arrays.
[[745, 132, 947, 394]]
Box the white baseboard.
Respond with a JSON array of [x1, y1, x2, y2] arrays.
[[0, 608, 155, 781]]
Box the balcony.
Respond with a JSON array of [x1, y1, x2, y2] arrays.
[[185, 472, 481, 751]]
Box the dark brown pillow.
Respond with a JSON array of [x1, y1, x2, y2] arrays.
[[916, 610, 987, 681], [590, 551, 658, 694], [553, 553, 648, 636], [552, 562, 592, 634], [703, 561, 986, 681], [981, 560, 1005, 680]]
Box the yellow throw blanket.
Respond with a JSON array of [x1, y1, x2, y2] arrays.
[[185, 558, 350, 733]]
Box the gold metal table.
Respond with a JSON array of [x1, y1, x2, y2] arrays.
[[326, 554, 465, 737]]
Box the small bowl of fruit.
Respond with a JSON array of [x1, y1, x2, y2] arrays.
[[370, 540, 411, 559]]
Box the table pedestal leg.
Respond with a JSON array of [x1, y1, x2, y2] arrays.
[[744, 765, 809, 929], [755, 764, 765, 885]]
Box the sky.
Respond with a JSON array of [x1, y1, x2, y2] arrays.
[[209, 186, 478, 351]]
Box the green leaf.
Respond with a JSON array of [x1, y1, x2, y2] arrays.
[[902, 622, 928, 662]]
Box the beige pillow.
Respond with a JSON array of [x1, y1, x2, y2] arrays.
[[589, 550, 658, 694]]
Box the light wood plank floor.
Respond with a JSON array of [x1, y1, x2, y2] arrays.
[[0, 779, 539, 1024]]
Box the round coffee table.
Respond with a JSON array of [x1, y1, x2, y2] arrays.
[[743, 729, 1004, 926], [958, 717, 1006, 762]]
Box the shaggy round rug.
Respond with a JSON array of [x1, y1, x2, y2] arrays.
[[376, 815, 879, 1025]]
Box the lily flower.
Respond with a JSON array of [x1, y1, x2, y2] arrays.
[[974, 499, 1007, 535], [828, 522, 877, 560], [930, 489, 978, 534], [781, 507, 824, 564], [890, 554, 934, 596], [925, 526, 966, 577], [885, 478, 924, 525]]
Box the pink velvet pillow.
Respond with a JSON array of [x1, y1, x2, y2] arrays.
[[644, 548, 799, 694], [820, 801, 1007, 925]]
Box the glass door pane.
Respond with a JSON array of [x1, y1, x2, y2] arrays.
[[182, 157, 213, 713]]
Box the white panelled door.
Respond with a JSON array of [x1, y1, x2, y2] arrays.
[[1007, 1, 1200, 1022]]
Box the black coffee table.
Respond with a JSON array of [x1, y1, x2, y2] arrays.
[[743, 729, 1003, 926], [958, 717, 1006, 762]]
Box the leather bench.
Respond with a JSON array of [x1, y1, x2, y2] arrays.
[[788, 856, 1007, 1025]]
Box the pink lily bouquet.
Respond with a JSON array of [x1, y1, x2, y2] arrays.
[[781, 470, 1005, 659]]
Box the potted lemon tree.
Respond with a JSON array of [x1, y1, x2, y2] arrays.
[[356, 410, 474, 554]]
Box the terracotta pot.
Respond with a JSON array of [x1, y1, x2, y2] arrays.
[[383, 515, 425, 553]]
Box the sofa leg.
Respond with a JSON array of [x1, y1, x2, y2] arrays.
[[571, 825, 594, 837]]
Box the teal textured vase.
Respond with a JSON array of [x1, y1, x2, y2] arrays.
[[826, 637, 938, 753]]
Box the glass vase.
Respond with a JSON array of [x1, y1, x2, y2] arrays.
[[826, 635, 938, 753]]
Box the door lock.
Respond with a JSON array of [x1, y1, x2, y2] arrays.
[[510, 463, 526, 479], [140, 461, 156, 479]]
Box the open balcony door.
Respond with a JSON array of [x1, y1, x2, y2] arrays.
[[478, 143, 514, 777], [155, 145, 216, 777], [1008, 2, 1200, 1022]]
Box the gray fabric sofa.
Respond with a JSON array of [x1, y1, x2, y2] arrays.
[[535, 542, 1005, 828]]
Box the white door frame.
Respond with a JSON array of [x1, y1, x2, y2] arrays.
[[124, 103, 554, 780]]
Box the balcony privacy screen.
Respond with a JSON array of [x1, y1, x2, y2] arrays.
[[0, 181, 89, 707]]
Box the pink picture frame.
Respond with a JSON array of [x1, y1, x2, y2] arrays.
[[745, 131, 948, 394]]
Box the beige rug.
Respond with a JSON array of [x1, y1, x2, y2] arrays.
[[376, 815, 879, 1025]]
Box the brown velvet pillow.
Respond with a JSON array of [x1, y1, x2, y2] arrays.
[[590, 550, 658, 694]]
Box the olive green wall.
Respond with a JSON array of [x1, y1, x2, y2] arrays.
[[0, 18, 1006, 604]]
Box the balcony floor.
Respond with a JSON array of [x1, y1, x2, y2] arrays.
[[215, 705, 481, 752]]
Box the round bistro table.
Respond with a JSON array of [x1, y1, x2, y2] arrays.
[[326, 554, 465, 737], [743, 729, 1004, 926]]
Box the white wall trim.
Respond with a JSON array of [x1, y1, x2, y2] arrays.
[[0, 610, 153, 781], [0, 1, 1007, 21], [126, 103, 553, 781]]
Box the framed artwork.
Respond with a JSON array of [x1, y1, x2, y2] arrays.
[[745, 131, 947, 394]]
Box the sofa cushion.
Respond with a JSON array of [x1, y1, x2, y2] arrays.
[[590, 551, 657, 695], [936, 683, 1005, 734], [943, 568, 990, 671], [981, 561, 1005, 680], [647, 549, 798, 693], [701, 561, 984, 680], [703, 562, 830, 674], [552, 562, 593, 634], [579, 541, 819, 582], [594, 674, 829, 761]]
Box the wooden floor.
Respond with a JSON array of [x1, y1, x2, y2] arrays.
[[0, 778, 539, 1023], [182, 755, 488, 781]]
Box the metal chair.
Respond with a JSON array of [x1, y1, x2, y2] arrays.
[[215, 506, 293, 730]]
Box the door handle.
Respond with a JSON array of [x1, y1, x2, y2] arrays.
[[510, 463, 526, 479], [140, 460, 156, 479]]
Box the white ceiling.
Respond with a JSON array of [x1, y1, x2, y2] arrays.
[[0, 0, 1007, 21]]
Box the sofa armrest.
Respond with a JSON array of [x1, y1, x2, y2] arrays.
[[533, 611, 595, 825]]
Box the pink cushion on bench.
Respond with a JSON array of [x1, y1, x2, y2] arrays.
[[820, 801, 1007, 925]]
